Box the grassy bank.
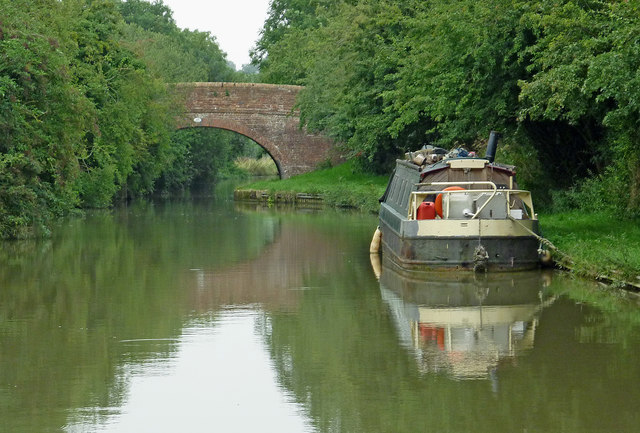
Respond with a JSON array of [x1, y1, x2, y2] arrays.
[[539, 212, 640, 288], [237, 162, 640, 289], [238, 160, 389, 213]]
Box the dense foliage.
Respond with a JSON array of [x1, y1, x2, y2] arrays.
[[253, 0, 640, 215], [0, 0, 259, 238]]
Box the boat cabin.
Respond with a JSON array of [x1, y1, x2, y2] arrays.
[[382, 157, 535, 224]]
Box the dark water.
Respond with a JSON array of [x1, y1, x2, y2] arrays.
[[1, 189, 640, 432]]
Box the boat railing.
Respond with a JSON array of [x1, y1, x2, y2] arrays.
[[409, 181, 536, 221]]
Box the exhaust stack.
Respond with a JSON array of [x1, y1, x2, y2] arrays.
[[485, 131, 501, 163]]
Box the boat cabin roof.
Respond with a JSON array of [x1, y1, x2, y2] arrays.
[[420, 158, 516, 181]]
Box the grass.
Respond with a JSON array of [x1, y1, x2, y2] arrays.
[[238, 160, 389, 213], [539, 211, 640, 287]]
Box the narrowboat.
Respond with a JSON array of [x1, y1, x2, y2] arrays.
[[372, 132, 547, 272]]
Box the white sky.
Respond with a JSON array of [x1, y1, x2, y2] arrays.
[[160, 0, 272, 69]]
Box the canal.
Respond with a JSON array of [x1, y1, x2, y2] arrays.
[[1, 186, 639, 432]]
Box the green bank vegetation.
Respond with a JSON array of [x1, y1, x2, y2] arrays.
[[540, 212, 640, 287], [244, 160, 389, 213]]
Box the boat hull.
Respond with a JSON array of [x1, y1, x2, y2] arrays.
[[379, 204, 541, 272]]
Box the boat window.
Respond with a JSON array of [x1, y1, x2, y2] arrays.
[[401, 180, 410, 210], [397, 179, 405, 209], [390, 177, 399, 206]]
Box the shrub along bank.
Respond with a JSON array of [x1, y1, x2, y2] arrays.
[[238, 162, 640, 289]]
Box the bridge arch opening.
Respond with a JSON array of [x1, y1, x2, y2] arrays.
[[158, 127, 279, 194], [178, 117, 285, 179]]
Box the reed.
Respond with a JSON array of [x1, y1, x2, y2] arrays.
[[234, 156, 279, 176]]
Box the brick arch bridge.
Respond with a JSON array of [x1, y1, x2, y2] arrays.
[[175, 82, 338, 178]]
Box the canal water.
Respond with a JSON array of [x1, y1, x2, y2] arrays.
[[1, 187, 640, 433]]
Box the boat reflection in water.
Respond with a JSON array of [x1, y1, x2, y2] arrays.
[[376, 257, 554, 380]]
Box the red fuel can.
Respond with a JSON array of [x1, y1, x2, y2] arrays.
[[417, 201, 436, 220]]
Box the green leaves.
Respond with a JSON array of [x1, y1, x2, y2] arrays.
[[254, 0, 640, 214], [517, 0, 640, 212], [0, 0, 242, 237], [0, 0, 85, 237]]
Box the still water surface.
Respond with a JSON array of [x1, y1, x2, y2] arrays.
[[1, 188, 640, 432]]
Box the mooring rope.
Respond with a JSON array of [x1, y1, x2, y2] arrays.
[[507, 215, 572, 265]]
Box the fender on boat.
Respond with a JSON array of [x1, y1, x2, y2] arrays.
[[369, 227, 382, 253]]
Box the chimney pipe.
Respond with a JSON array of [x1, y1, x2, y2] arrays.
[[485, 131, 500, 163]]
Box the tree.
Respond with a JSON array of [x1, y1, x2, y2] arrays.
[[517, 0, 640, 212]]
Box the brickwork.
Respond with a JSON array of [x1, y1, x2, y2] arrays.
[[174, 82, 338, 178]]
